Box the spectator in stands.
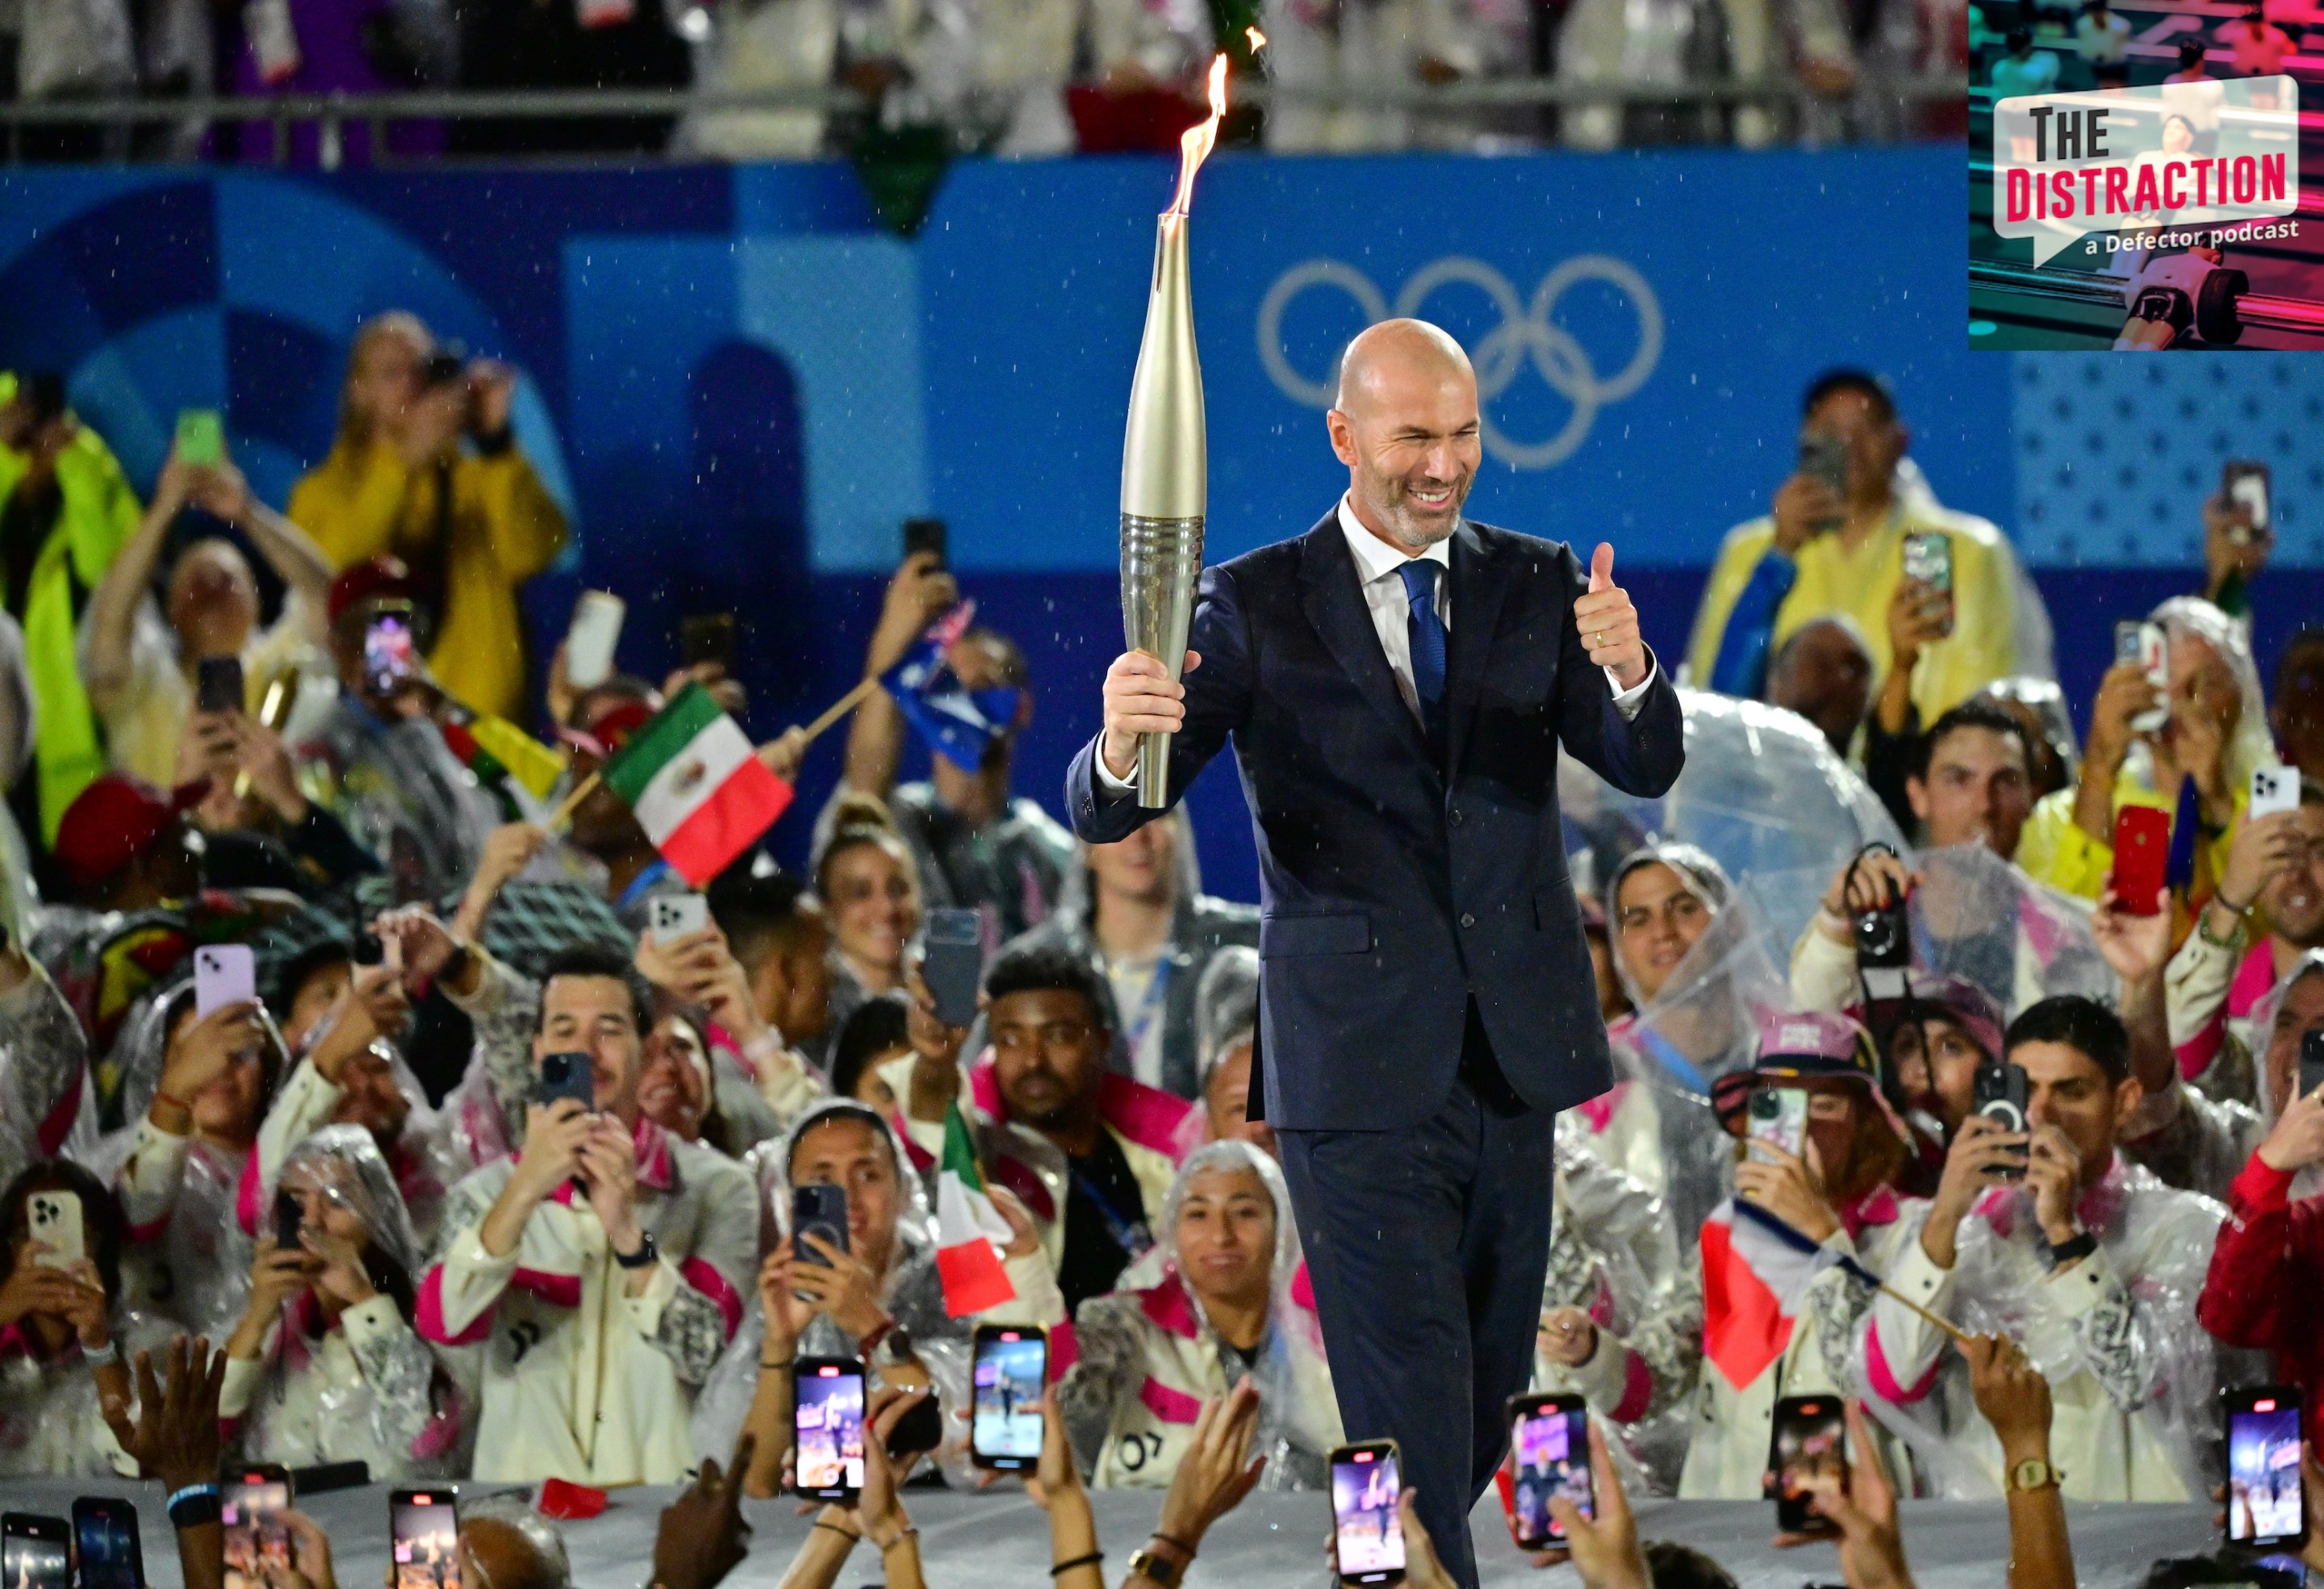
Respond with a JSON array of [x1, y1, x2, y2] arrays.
[[288, 316, 566, 721], [0, 937, 94, 1194], [1531, 1123, 1702, 1494], [2075, 0, 2129, 85], [298, 558, 498, 903], [1988, 25, 2059, 93], [1068, 0, 1217, 153], [2221, 6, 2292, 74], [80, 442, 332, 792], [826, 993, 911, 1112], [113, 985, 287, 1337], [1764, 615, 1873, 759], [2272, 631, 2324, 787], [2164, 36, 2212, 80], [708, 870, 837, 1074], [219, 1125, 460, 1476], [1552, 0, 1731, 153], [1001, 810, 1257, 1101], [2194, 972, 2324, 1440], [49, 772, 203, 912], [721, 1098, 1057, 1497], [814, 794, 922, 1043], [975, 942, 1197, 1315], [1874, 972, 2007, 1144], [1064, 1139, 1338, 1489], [1902, 699, 2036, 859], [1607, 842, 1730, 1010], [1678, 1010, 1921, 1498], [676, 0, 838, 161], [2018, 597, 2268, 904], [1262, 0, 1530, 153], [2138, 945, 2321, 1201], [179, 705, 382, 899], [417, 944, 756, 1483], [0, 371, 139, 844], [832, 549, 1073, 944], [556, 677, 695, 928], [633, 906, 823, 1140], [1194, 947, 1273, 1157], [2200, 474, 2271, 622], [1976, 679, 2078, 803], [1862, 996, 2223, 1501], [1687, 370, 2025, 730], [0, 1159, 158, 1475]]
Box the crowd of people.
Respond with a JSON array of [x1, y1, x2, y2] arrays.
[[0, 341, 2321, 1589], [0, 0, 1966, 165]]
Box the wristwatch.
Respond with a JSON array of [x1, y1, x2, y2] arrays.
[[613, 1231, 659, 1269], [1125, 1542, 1188, 1588], [2046, 1231, 2096, 1270], [2008, 1457, 2062, 1493]]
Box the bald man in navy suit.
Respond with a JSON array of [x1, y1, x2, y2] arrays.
[[1067, 320, 1684, 1587]]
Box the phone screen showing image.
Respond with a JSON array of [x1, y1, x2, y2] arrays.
[[1509, 1397, 1592, 1548], [972, 1327, 1048, 1468], [793, 1360, 866, 1500], [2, 1520, 69, 1589], [2226, 1390, 2305, 1547], [365, 613, 416, 692], [222, 1474, 290, 1589], [1331, 1445, 1406, 1583], [391, 1489, 462, 1589], [72, 1503, 143, 1589], [1771, 1397, 1848, 1535]]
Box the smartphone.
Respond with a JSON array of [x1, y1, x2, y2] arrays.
[[2131, 621, 2169, 734], [565, 591, 625, 692], [1769, 1395, 1848, 1536], [24, 1190, 84, 1270], [970, 1324, 1049, 1470], [1507, 1393, 1592, 1550], [1746, 1087, 1808, 1165], [175, 408, 224, 467], [194, 943, 257, 1018], [793, 1358, 867, 1503], [1900, 532, 1955, 638], [679, 613, 736, 671], [274, 1187, 303, 1253], [222, 1467, 291, 1589], [390, 1487, 461, 1589], [2251, 765, 2302, 821], [2113, 620, 2145, 670], [2225, 1386, 2305, 1549], [2, 1516, 69, 1589], [792, 1183, 848, 1267], [649, 893, 709, 944], [2225, 461, 2270, 535], [2110, 805, 2171, 916], [921, 908, 984, 1028], [2300, 1030, 2324, 1102], [70, 1499, 144, 1589], [1972, 1062, 2032, 1178], [902, 516, 948, 567], [537, 1052, 596, 1113], [364, 608, 418, 695], [197, 655, 245, 715], [1331, 1441, 1406, 1586]]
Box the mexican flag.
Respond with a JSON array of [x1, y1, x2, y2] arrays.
[[600, 683, 793, 886], [934, 1102, 1017, 1317]]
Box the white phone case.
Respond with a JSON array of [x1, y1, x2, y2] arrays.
[[566, 592, 626, 689], [27, 1191, 85, 1269], [2251, 764, 2302, 821], [194, 944, 257, 1017], [651, 893, 709, 943]]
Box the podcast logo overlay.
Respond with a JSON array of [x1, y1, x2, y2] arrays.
[[1993, 78, 2298, 267]]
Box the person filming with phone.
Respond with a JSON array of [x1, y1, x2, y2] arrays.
[[415, 943, 756, 1484], [1862, 996, 2224, 1501]]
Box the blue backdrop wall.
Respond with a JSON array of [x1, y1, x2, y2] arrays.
[[2, 152, 2316, 901]]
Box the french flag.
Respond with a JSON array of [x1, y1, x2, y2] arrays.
[[1699, 1198, 1838, 1390]]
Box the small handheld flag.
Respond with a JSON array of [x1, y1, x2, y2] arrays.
[[600, 683, 793, 886], [880, 600, 1023, 769], [934, 1102, 1018, 1317]]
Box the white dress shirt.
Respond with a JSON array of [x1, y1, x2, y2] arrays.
[[1098, 496, 1654, 790]]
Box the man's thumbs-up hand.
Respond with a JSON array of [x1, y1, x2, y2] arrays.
[[1574, 541, 1649, 692]]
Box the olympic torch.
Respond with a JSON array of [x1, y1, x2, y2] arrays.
[[1120, 56, 1230, 808]]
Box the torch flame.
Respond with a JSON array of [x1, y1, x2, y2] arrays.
[[1165, 53, 1231, 218], [1246, 23, 1266, 48]]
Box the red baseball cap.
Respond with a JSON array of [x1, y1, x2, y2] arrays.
[[54, 773, 204, 888]]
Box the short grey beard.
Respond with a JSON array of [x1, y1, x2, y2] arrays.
[[1362, 479, 1468, 554]]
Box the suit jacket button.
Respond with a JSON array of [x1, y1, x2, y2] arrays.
[[1461, 912, 1477, 929], [1448, 808, 1464, 826]]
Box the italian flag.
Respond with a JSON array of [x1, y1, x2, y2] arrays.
[[600, 683, 793, 886], [934, 1102, 1017, 1317]]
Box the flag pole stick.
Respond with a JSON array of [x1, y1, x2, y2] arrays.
[[797, 676, 881, 747], [547, 770, 602, 834], [1874, 1281, 1971, 1345]]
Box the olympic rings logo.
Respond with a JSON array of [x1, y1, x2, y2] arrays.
[[1255, 256, 1664, 470]]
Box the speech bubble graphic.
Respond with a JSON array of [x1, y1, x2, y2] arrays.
[[1992, 77, 2299, 267]]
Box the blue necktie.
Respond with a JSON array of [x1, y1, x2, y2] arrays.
[[1398, 558, 1447, 752]]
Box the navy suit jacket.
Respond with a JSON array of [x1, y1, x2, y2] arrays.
[[1066, 511, 1685, 1132]]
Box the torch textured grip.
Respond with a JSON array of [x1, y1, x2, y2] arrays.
[[1120, 512, 1206, 809]]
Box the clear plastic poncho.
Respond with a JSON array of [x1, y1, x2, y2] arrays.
[[94, 977, 290, 1338], [2147, 597, 2276, 801], [691, 1098, 975, 1477], [232, 1123, 463, 1476], [1904, 843, 2117, 1018], [1854, 1155, 2231, 1502], [1561, 688, 1908, 955], [0, 963, 101, 1194]]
